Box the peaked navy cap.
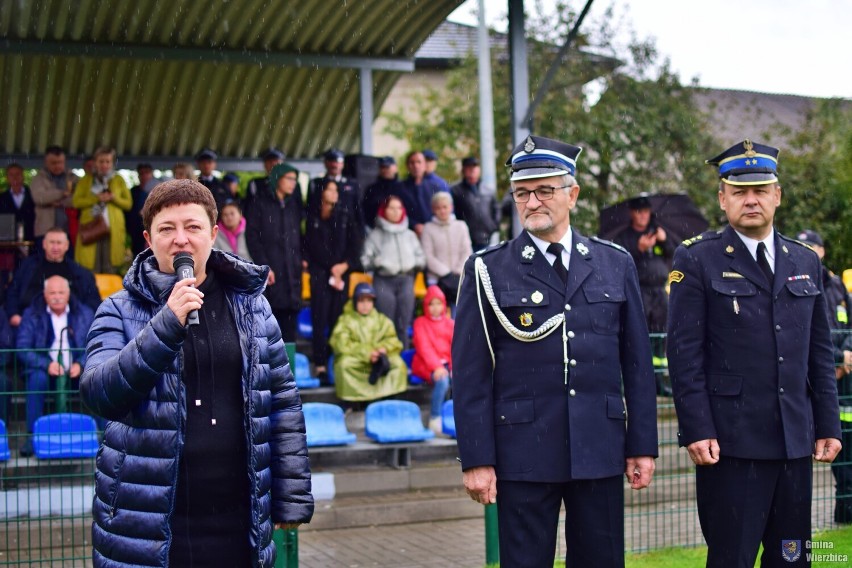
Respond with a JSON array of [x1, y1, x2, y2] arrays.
[[506, 135, 582, 181], [706, 139, 779, 186]]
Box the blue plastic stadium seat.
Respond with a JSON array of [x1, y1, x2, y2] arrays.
[[293, 353, 321, 389], [303, 403, 356, 447], [441, 399, 456, 438], [365, 400, 434, 443], [297, 307, 313, 339], [400, 348, 425, 385], [33, 413, 99, 459], [0, 419, 10, 461]]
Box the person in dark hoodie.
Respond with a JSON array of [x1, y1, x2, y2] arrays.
[[303, 179, 363, 382], [245, 162, 304, 341], [80, 179, 313, 568]]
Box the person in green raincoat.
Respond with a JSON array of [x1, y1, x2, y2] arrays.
[[329, 282, 407, 402]]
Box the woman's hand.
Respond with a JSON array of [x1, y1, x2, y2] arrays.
[[166, 277, 204, 325]]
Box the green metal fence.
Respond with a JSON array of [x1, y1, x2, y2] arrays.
[[2, 329, 851, 565]]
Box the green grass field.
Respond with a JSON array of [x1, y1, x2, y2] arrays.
[[624, 526, 852, 567]]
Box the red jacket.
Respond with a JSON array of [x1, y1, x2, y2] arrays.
[[412, 286, 455, 382]]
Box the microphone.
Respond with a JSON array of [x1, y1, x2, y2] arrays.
[[172, 252, 200, 326]]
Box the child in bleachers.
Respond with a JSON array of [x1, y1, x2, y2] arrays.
[[329, 283, 408, 403], [412, 285, 453, 434]]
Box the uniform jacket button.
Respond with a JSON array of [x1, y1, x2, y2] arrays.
[[569, 389, 576, 396], [569, 359, 577, 367], [567, 331, 575, 339], [564, 304, 571, 311]]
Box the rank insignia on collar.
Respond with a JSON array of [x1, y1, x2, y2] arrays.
[[531, 291, 543, 304], [520, 313, 533, 327], [576, 242, 589, 256], [524, 136, 535, 153], [782, 245, 789, 253], [725, 245, 735, 253], [522, 245, 536, 260]]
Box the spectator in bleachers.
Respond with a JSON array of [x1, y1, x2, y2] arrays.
[[172, 162, 194, 180], [412, 285, 454, 435], [361, 195, 424, 349], [304, 180, 363, 382], [127, 163, 158, 257], [0, 163, 36, 287], [400, 150, 446, 237], [307, 149, 362, 229], [329, 283, 407, 402], [0, 306, 12, 424], [214, 200, 251, 261], [16, 275, 94, 457], [245, 163, 303, 341], [361, 156, 417, 230], [244, 147, 285, 216], [195, 148, 231, 213], [30, 145, 78, 245], [0, 163, 36, 240], [72, 146, 132, 274], [222, 172, 241, 201], [420, 192, 472, 306], [422, 149, 450, 192], [5, 227, 101, 327], [450, 156, 500, 251]]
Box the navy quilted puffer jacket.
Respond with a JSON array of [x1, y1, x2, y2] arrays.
[[80, 249, 313, 568]]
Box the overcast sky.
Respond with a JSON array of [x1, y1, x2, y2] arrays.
[[449, 0, 852, 99]]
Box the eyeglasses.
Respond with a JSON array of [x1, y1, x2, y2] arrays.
[[510, 185, 569, 203]]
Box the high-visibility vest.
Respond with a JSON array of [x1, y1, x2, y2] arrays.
[[841, 405, 852, 423]]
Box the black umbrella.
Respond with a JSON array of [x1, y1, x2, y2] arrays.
[[598, 193, 709, 245]]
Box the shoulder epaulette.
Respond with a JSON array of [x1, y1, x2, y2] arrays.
[[589, 235, 627, 254], [681, 230, 722, 248], [476, 241, 507, 256], [779, 234, 820, 256]]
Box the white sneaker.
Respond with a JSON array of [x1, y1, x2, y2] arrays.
[[429, 417, 442, 435]]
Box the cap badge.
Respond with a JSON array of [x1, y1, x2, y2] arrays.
[[522, 245, 536, 260], [576, 242, 589, 256], [524, 136, 535, 153], [520, 313, 533, 327], [743, 139, 757, 158], [725, 245, 735, 253], [531, 291, 543, 304]]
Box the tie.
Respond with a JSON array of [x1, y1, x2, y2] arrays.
[[756, 241, 774, 285], [547, 243, 568, 285]]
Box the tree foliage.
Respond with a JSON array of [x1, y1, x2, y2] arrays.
[[382, 1, 852, 272], [776, 99, 852, 272]]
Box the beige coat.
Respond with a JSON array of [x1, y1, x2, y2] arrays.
[[29, 168, 78, 237], [420, 216, 472, 283]]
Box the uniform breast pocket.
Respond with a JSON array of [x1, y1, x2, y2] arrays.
[[710, 279, 758, 328], [583, 287, 624, 334], [782, 279, 820, 327], [499, 290, 551, 329]]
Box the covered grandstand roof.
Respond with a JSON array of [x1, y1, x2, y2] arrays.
[[0, 0, 463, 166]]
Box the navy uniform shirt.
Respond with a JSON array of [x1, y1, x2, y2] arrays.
[[667, 225, 841, 459], [451, 229, 658, 482]]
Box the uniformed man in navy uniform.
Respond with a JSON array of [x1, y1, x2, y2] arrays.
[[194, 148, 230, 215], [667, 140, 842, 567], [307, 149, 363, 230], [452, 135, 658, 568]]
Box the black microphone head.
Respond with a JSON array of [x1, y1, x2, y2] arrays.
[[172, 252, 194, 271]]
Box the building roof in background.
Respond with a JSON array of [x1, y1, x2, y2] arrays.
[[0, 0, 463, 165], [691, 88, 849, 147]]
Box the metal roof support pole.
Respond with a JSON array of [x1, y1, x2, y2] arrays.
[[507, 0, 529, 237], [521, 0, 595, 128], [508, 0, 530, 146], [477, 0, 497, 196], [359, 67, 374, 155]]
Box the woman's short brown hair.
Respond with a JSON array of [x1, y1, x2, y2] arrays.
[[141, 179, 217, 232]]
